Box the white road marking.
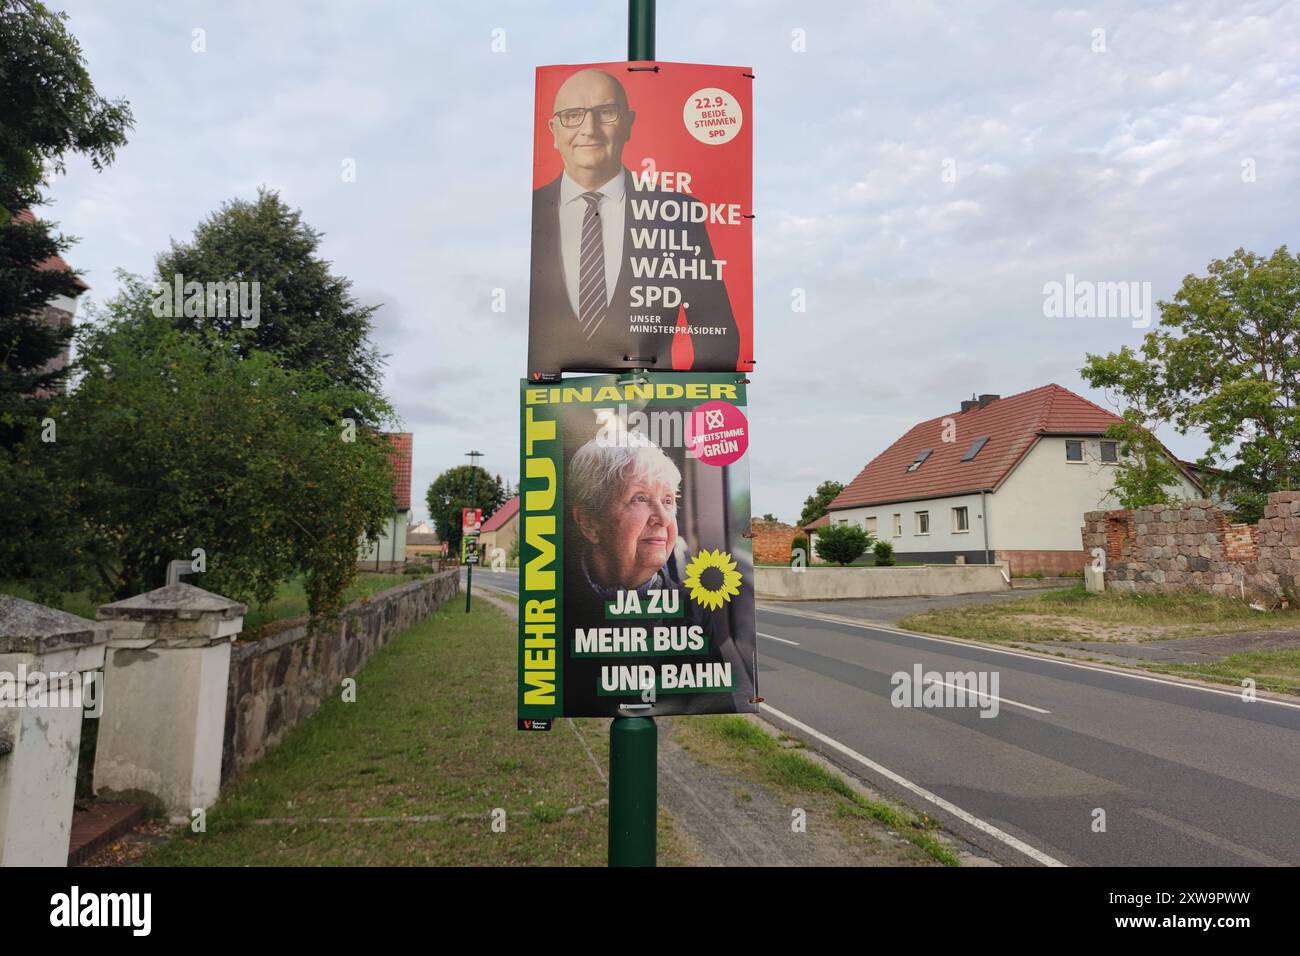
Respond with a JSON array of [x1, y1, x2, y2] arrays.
[[759, 702, 1066, 867], [922, 676, 1050, 714], [758, 631, 800, 646], [757, 603, 1300, 712], [1130, 807, 1286, 866]]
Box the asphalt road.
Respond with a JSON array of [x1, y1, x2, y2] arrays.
[[464, 567, 1300, 866]]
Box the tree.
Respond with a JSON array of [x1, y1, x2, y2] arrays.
[[1103, 414, 1188, 508], [155, 189, 383, 402], [426, 465, 506, 553], [0, 0, 133, 216], [872, 540, 895, 567], [814, 524, 873, 566], [26, 278, 398, 615], [1082, 246, 1300, 521], [1, 0, 133, 442], [1, 0, 132, 574], [798, 480, 844, 528], [760, 512, 779, 523]]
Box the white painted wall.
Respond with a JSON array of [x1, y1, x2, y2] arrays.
[[829, 492, 988, 558], [826, 436, 1201, 557], [358, 510, 410, 565], [990, 437, 1201, 551], [755, 564, 1008, 599], [49, 294, 79, 316]]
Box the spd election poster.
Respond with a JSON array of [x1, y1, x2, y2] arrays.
[[517, 372, 758, 728], [527, 62, 754, 381]]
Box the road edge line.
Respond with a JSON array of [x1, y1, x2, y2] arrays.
[[759, 702, 1066, 867]]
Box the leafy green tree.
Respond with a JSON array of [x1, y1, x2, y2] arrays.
[[1082, 246, 1300, 520], [0, 212, 82, 447], [155, 189, 383, 401], [1, 0, 132, 578], [760, 512, 779, 523], [798, 480, 844, 528], [31, 278, 397, 615], [426, 465, 505, 553], [0, 0, 133, 216], [872, 540, 895, 567], [1103, 415, 1188, 508], [814, 524, 873, 566]]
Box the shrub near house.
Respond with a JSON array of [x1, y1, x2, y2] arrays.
[[815, 524, 873, 566]]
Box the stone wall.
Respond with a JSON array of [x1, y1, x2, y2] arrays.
[[1081, 491, 1300, 606], [222, 570, 458, 783], [751, 520, 801, 564]]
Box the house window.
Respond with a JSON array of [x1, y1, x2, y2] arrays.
[[1066, 440, 1083, 462], [906, 449, 933, 473], [1100, 440, 1118, 463], [961, 437, 989, 462], [838, 519, 849, 526], [892, 513, 902, 537], [953, 506, 969, 532], [865, 516, 878, 536], [915, 511, 930, 535]]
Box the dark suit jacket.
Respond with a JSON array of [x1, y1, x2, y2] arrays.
[[528, 170, 741, 378]]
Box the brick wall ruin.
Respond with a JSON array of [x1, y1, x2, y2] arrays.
[[750, 520, 801, 565], [1081, 491, 1300, 607]]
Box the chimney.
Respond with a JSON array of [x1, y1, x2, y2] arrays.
[[960, 400, 979, 413], [977, 393, 1000, 408]]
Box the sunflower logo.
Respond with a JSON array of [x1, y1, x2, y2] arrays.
[[684, 549, 743, 611]]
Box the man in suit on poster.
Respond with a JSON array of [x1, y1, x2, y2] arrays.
[[529, 68, 739, 377]]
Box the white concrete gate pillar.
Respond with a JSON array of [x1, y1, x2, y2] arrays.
[[0, 596, 110, 866], [93, 584, 245, 817]]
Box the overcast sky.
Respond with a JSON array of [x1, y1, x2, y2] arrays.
[[45, 0, 1300, 523]]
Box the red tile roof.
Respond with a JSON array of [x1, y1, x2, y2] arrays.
[[828, 384, 1130, 510], [801, 514, 830, 532], [385, 433, 413, 510], [481, 495, 520, 532], [12, 210, 88, 291]]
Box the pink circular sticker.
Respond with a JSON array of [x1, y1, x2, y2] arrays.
[[685, 401, 748, 467]]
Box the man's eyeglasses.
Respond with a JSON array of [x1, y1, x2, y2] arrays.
[[553, 104, 624, 128]]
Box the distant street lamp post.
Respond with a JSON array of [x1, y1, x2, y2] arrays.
[[465, 450, 483, 612]]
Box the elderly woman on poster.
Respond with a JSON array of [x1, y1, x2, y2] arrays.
[[563, 431, 755, 714]]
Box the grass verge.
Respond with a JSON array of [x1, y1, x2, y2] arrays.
[[675, 715, 959, 866], [899, 584, 1300, 644], [135, 600, 643, 866], [1136, 650, 1300, 696]]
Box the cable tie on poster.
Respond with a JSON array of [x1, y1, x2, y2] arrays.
[[742, 214, 755, 219], [618, 702, 654, 711], [623, 355, 658, 364], [748, 697, 764, 704], [735, 377, 751, 384], [627, 65, 660, 73], [742, 72, 755, 79], [742, 532, 756, 539]]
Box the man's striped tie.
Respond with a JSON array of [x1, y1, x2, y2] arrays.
[[577, 191, 606, 340]]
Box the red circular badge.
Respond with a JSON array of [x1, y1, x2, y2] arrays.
[[685, 401, 749, 467]]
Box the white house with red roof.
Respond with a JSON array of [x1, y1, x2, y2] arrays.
[[479, 495, 520, 564], [16, 209, 89, 395], [358, 432, 413, 569], [825, 385, 1203, 575]]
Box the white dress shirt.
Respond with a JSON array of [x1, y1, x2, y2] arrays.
[[559, 170, 625, 317]]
